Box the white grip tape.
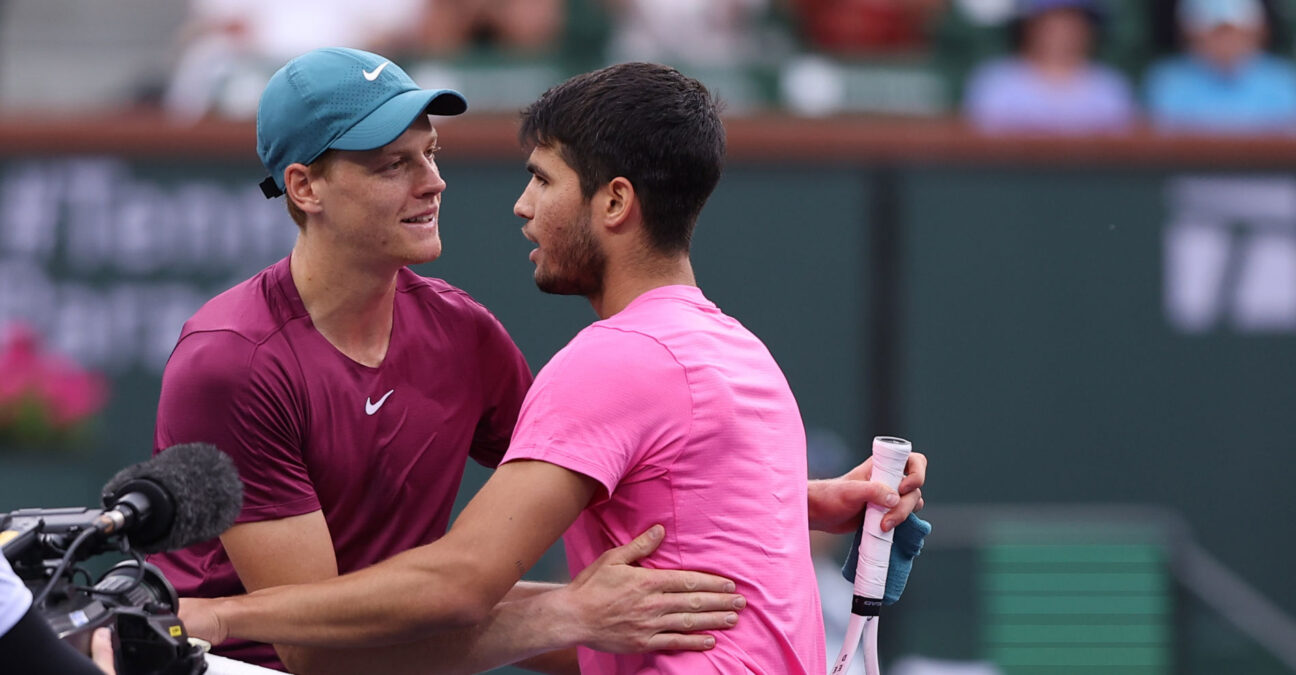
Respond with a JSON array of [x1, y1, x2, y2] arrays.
[[852, 436, 911, 599]]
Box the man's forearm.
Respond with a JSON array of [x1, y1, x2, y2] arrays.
[[211, 553, 492, 647], [807, 479, 840, 532], [279, 587, 582, 675], [504, 580, 564, 600], [210, 460, 592, 648]]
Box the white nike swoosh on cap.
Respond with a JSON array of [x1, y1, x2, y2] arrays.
[[363, 62, 390, 81], [365, 389, 395, 415]]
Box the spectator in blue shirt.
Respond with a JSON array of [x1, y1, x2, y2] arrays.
[[1146, 0, 1296, 133], [963, 0, 1136, 134]]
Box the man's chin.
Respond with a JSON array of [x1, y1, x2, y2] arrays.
[[408, 245, 443, 266]]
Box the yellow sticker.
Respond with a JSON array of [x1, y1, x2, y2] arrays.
[[0, 531, 16, 546], [169, 625, 184, 637]]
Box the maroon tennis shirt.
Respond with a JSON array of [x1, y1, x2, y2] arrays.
[[149, 257, 531, 669]]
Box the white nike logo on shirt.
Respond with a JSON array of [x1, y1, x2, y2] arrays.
[[365, 389, 394, 415], [363, 62, 390, 81]]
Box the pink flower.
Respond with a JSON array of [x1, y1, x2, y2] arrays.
[[0, 321, 109, 433], [0, 322, 42, 405], [37, 355, 108, 428]]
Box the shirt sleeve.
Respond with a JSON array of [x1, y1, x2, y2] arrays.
[[467, 306, 533, 468], [154, 330, 318, 523], [501, 327, 691, 502]]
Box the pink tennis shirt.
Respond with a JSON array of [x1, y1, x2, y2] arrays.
[[503, 285, 825, 674]]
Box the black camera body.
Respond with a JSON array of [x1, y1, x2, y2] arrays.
[[3, 507, 207, 675]]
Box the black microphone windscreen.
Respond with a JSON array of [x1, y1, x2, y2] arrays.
[[102, 443, 243, 554]]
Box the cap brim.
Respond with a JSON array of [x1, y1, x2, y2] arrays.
[[330, 89, 468, 152]]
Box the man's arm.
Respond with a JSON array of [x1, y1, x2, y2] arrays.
[[213, 483, 571, 674], [279, 596, 579, 675], [196, 460, 598, 646], [216, 510, 347, 674], [199, 445, 925, 660], [185, 461, 745, 660], [808, 451, 927, 534], [197, 522, 741, 675], [277, 525, 742, 675]]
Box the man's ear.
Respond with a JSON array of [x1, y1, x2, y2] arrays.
[[599, 176, 637, 231], [284, 163, 323, 215]]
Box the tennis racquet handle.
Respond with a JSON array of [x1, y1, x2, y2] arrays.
[[851, 436, 911, 612]]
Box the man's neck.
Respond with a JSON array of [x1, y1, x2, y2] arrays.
[[590, 253, 695, 320], [290, 241, 399, 368]]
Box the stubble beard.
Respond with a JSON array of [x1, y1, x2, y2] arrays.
[[535, 212, 605, 297]]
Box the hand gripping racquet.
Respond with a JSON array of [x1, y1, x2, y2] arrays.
[[830, 436, 911, 675]]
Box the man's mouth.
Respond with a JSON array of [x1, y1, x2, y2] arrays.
[[402, 213, 436, 225]]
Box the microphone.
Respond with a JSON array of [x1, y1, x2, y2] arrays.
[[99, 443, 243, 554]]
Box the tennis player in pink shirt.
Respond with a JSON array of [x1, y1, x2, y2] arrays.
[[504, 282, 822, 673], [182, 61, 927, 673]]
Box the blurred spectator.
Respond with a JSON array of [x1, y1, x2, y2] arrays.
[[600, 0, 771, 67], [163, 0, 428, 120], [419, 0, 566, 57], [1147, 0, 1290, 66], [962, 0, 1136, 133], [789, 0, 947, 56], [163, 0, 565, 121], [1145, 0, 1296, 133]]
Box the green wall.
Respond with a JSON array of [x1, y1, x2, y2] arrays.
[[901, 167, 1296, 620]]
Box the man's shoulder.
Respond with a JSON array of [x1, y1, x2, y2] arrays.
[[183, 263, 297, 345], [554, 323, 678, 379], [395, 268, 496, 320]]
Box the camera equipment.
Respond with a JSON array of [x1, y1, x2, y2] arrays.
[[1, 443, 242, 675]]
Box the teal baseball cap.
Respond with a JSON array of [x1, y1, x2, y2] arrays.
[[256, 47, 467, 198]]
